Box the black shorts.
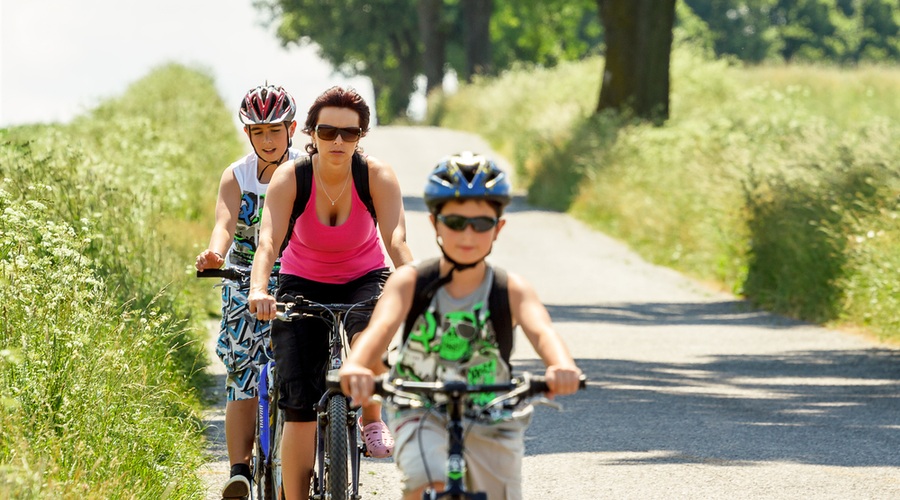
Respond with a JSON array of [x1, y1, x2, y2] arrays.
[[272, 268, 390, 422]]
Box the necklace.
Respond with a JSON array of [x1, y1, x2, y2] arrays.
[[314, 162, 351, 206]]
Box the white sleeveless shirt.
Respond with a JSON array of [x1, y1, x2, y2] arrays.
[[227, 148, 303, 267]]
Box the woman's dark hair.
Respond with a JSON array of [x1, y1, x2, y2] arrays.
[[303, 86, 370, 154]]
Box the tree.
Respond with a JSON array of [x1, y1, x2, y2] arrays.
[[418, 0, 447, 93], [461, 0, 494, 81], [255, 0, 420, 123], [256, 0, 604, 121], [596, 0, 677, 123]]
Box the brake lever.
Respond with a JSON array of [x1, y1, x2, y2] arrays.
[[530, 397, 563, 411]]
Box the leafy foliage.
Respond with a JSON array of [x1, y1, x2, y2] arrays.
[[256, 0, 420, 122], [256, 0, 603, 121], [0, 63, 242, 497], [683, 0, 900, 63], [430, 45, 900, 342]]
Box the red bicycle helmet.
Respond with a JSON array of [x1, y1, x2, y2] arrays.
[[239, 84, 297, 125]]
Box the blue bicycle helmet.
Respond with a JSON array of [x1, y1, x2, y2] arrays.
[[424, 151, 511, 213]]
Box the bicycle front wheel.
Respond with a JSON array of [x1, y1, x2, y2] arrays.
[[325, 395, 349, 500]]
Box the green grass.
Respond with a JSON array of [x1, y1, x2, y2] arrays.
[[429, 46, 900, 343], [0, 63, 243, 498]]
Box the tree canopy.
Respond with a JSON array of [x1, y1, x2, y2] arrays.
[[253, 0, 900, 122]]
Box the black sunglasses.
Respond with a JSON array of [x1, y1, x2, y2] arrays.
[[436, 214, 499, 233], [314, 124, 362, 142]]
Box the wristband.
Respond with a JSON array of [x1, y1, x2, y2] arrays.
[[213, 251, 224, 259]]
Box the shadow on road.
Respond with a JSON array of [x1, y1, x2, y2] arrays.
[[516, 349, 900, 467], [544, 301, 805, 328]]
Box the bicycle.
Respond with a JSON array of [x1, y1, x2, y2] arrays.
[[196, 267, 282, 500], [276, 292, 380, 500], [327, 372, 587, 500]]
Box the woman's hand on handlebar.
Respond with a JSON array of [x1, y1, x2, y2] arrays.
[[195, 249, 224, 271], [338, 362, 376, 407], [544, 364, 583, 398], [248, 288, 277, 321]]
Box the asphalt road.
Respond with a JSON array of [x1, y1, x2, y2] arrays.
[[201, 125, 900, 499]]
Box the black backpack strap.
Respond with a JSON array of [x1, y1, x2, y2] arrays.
[[351, 152, 377, 222], [402, 258, 442, 340], [487, 265, 513, 364], [279, 155, 313, 257]]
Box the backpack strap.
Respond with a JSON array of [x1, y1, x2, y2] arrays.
[[279, 154, 377, 257], [279, 155, 313, 257], [402, 257, 443, 340], [487, 266, 513, 364], [351, 152, 377, 222]]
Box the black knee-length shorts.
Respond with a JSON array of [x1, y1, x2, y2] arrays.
[[272, 268, 390, 422]]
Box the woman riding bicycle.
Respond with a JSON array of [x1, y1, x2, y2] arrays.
[[194, 83, 302, 499], [338, 152, 582, 500], [248, 86, 413, 500]]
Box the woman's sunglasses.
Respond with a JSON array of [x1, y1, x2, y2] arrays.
[[315, 124, 362, 142], [436, 214, 499, 233]]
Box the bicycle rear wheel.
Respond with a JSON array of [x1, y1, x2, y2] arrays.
[[325, 395, 349, 500]]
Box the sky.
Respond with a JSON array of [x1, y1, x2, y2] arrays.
[[0, 0, 421, 129]]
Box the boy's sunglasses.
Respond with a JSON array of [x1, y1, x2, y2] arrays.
[[436, 214, 499, 233], [315, 124, 362, 142]]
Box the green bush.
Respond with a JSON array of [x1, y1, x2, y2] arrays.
[[0, 63, 242, 497], [431, 47, 900, 343]]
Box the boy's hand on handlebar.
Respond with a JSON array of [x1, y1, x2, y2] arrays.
[[339, 362, 375, 406], [195, 249, 224, 271], [544, 364, 582, 397], [248, 289, 277, 321]]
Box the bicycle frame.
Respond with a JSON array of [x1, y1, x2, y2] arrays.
[[358, 373, 586, 500]]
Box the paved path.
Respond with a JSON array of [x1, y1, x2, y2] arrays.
[[201, 125, 900, 499]]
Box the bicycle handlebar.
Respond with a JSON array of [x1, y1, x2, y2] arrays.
[[276, 294, 380, 322], [196, 268, 247, 280], [325, 372, 587, 404]]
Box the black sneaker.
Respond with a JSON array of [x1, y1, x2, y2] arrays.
[[221, 473, 250, 499]]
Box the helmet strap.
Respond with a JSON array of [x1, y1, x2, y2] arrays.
[[422, 236, 492, 298], [250, 137, 290, 182]]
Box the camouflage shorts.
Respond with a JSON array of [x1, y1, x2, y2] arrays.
[[215, 280, 275, 401]]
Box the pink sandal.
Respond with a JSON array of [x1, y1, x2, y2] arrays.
[[359, 418, 394, 458]]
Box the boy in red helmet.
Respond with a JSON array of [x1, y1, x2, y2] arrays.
[[195, 84, 301, 498]]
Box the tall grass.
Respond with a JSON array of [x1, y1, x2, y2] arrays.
[[428, 47, 900, 343], [0, 63, 243, 497]]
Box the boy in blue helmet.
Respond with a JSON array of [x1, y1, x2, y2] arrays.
[[338, 152, 582, 500]]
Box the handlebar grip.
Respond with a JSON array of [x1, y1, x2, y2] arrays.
[[196, 268, 245, 280], [525, 374, 588, 396]]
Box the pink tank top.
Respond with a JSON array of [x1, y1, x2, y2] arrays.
[[279, 179, 388, 284]]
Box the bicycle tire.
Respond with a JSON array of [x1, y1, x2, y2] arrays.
[[270, 397, 284, 499], [325, 395, 349, 500]]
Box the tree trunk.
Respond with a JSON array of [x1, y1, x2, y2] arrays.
[[418, 0, 446, 93], [596, 0, 676, 123], [461, 0, 493, 82]]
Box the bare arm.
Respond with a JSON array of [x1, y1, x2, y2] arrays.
[[195, 167, 240, 270], [248, 159, 297, 320], [366, 156, 414, 268], [339, 265, 417, 404], [508, 271, 582, 396]]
